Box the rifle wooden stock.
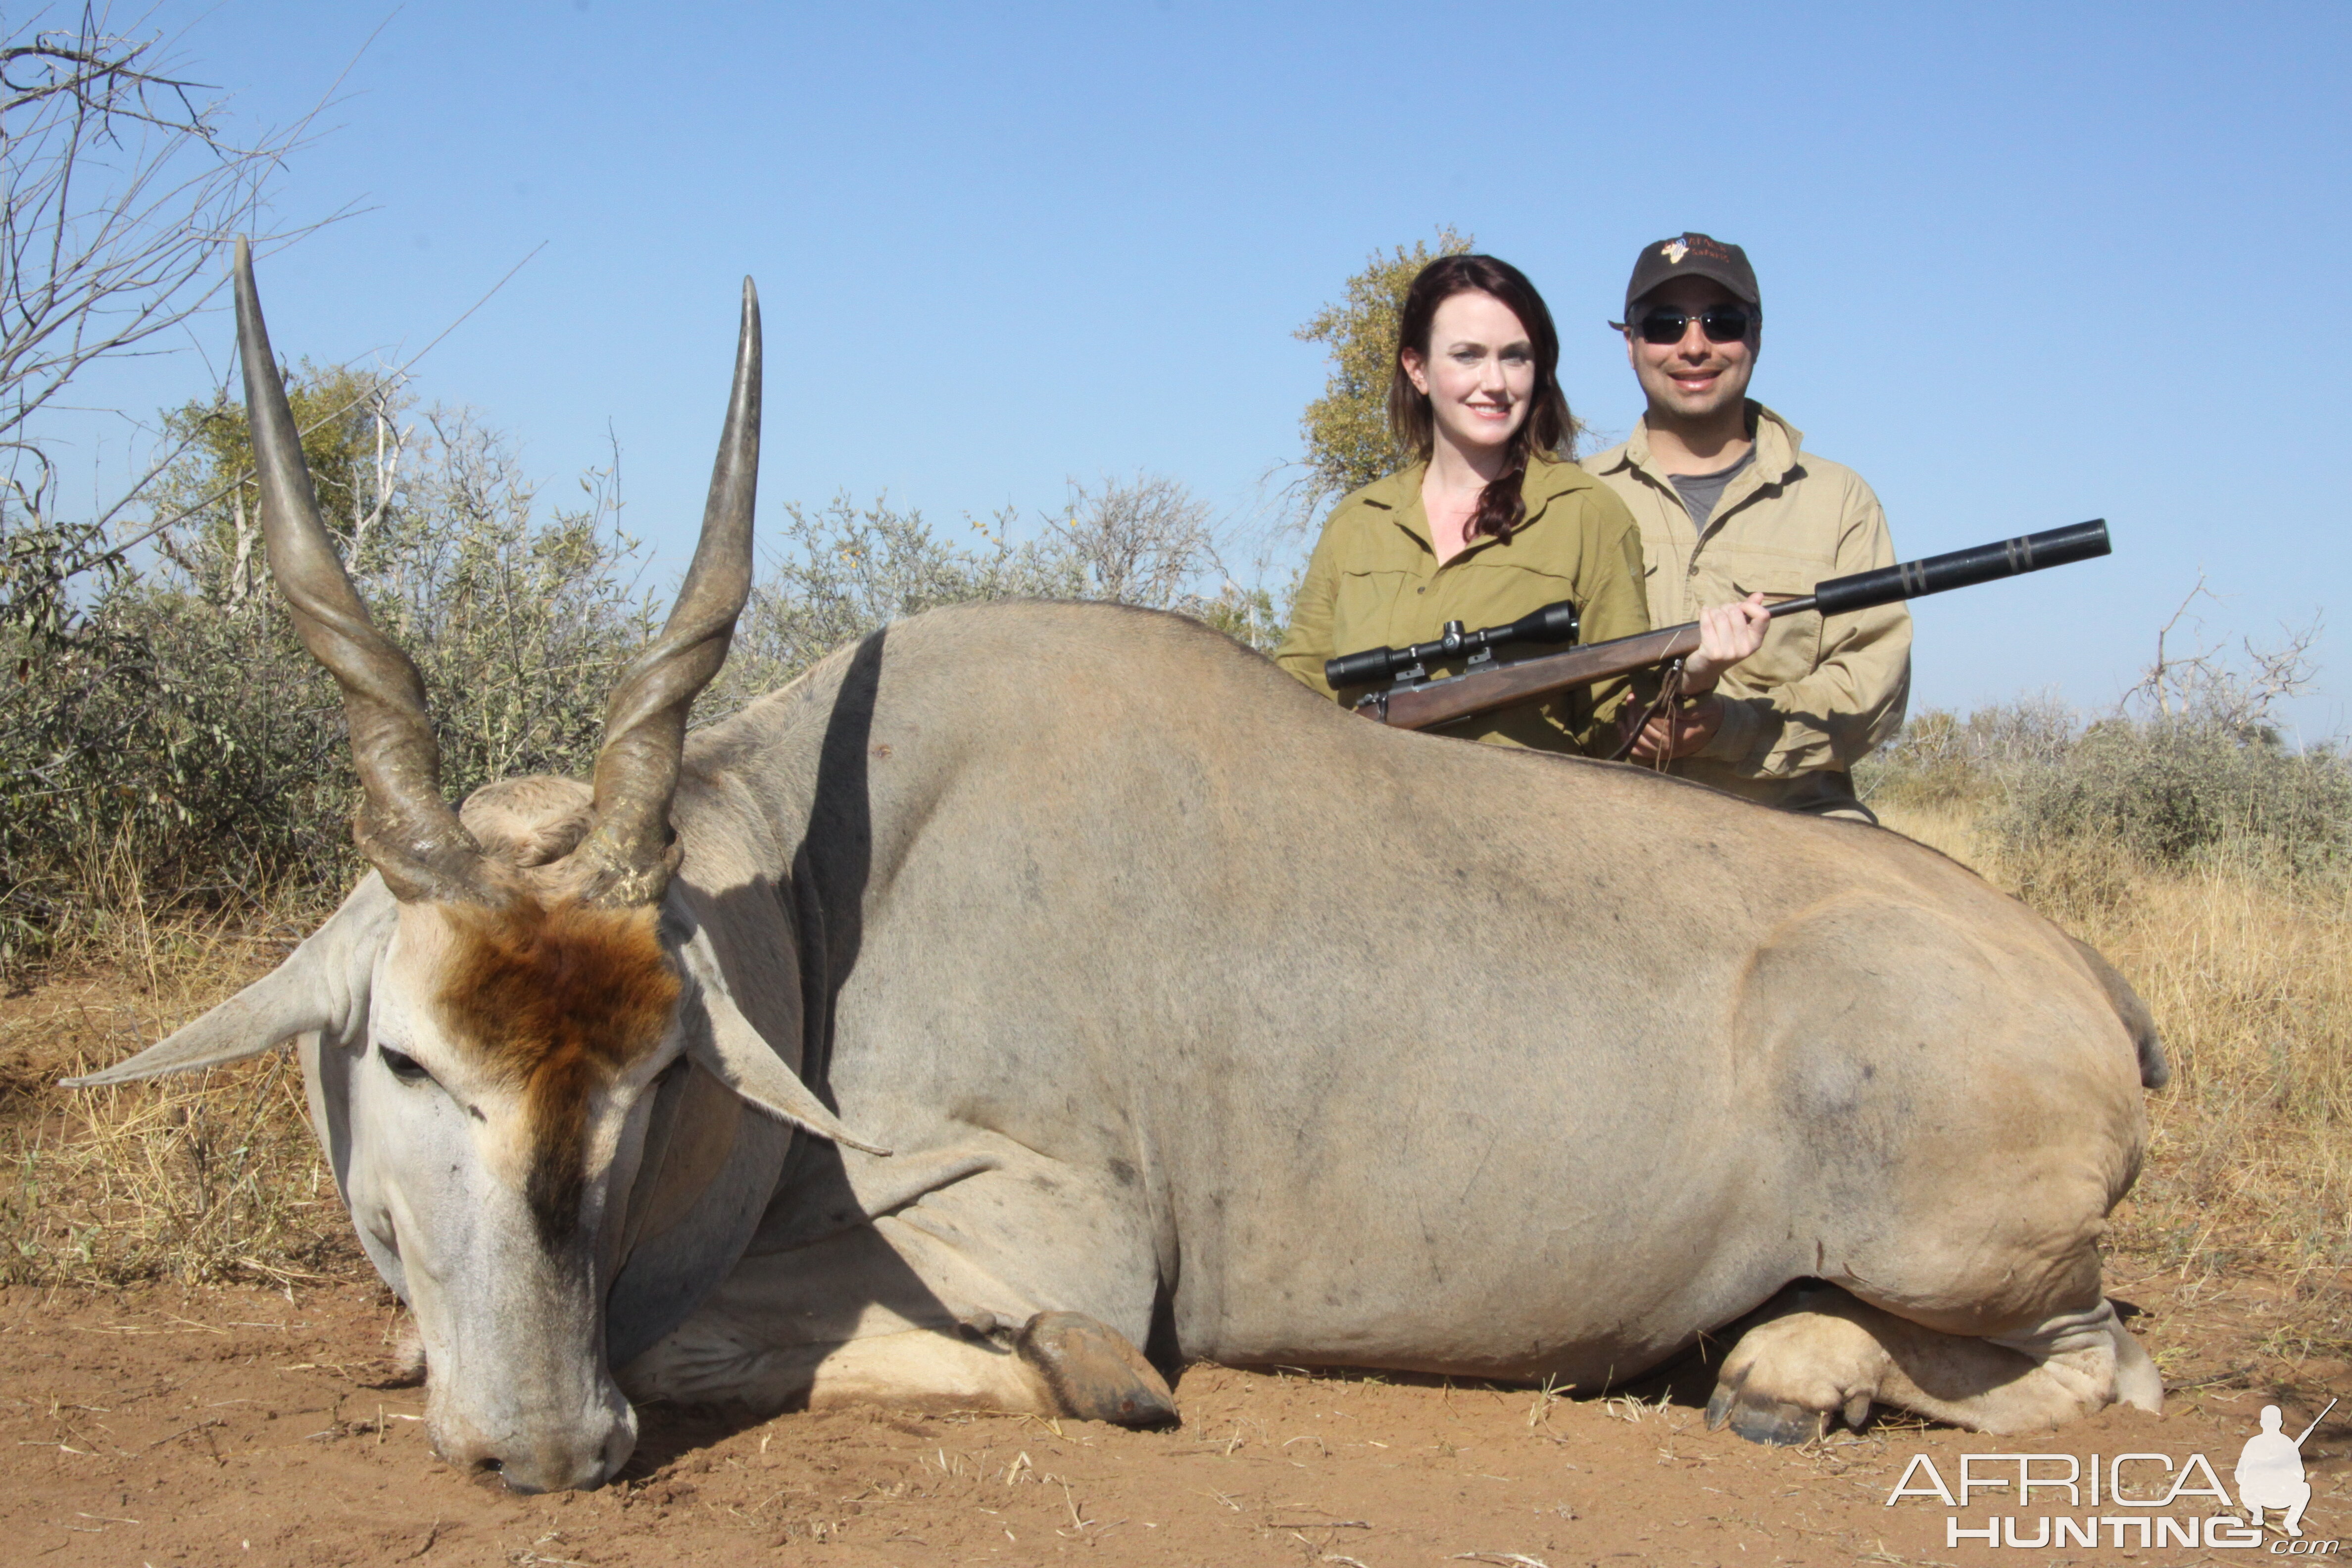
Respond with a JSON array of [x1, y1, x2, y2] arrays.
[[1362, 622, 1702, 730], [1349, 519, 2112, 732]]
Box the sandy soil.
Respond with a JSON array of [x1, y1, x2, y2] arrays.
[[0, 1268, 2341, 1568]]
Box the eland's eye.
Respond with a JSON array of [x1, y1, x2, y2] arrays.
[[379, 1045, 431, 1083]]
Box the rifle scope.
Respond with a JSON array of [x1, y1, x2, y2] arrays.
[[1324, 599, 1579, 688]]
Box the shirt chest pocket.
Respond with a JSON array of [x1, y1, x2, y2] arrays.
[[1695, 548, 1824, 692], [1333, 568, 1418, 654]]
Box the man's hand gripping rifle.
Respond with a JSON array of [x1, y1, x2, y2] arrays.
[[1329, 521, 2113, 731]]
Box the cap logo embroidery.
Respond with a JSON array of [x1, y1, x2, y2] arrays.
[[1661, 239, 1690, 264]]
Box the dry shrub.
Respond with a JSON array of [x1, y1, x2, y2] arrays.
[[709, 482, 1275, 715], [1880, 803, 2352, 1359], [1861, 699, 2077, 814], [1995, 719, 2352, 878]]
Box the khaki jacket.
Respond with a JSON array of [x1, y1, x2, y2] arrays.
[[1581, 403, 1910, 812], [1274, 457, 1650, 755]]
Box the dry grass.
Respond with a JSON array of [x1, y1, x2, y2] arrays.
[[1880, 802, 2352, 1358], [0, 897, 359, 1291]]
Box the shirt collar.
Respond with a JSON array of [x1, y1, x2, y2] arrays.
[[1365, 456, 1584, 551], [1619, 400, 1805, 485]]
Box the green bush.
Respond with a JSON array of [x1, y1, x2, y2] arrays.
[[1995, 718, 2352, 874], [1860, 694, 2352, 883], [0, 403, 659, 969]]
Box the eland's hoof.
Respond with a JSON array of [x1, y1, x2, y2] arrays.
[[1015, 1311, 1177, 1428], [1708, 1384, 1828, 1446]]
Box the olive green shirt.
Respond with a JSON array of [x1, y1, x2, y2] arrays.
[[1274, 458, 1651, 755]]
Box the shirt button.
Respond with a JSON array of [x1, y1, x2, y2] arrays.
[[1416, 586, 1425, 593]]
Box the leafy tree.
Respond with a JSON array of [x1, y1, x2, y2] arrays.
[[1293, 227, 1472, 510], [150, 365, 409, 606]]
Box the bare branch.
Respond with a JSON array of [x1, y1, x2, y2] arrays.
[[2122, 572, 2322, 740], [0, 3, 376, 640], [0, 14, 313, 450], [2129, 573, 2219, 719], [1041, 473, 1217, 609]]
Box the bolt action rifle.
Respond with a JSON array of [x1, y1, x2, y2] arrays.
[[1329, 521, 2112, 731]]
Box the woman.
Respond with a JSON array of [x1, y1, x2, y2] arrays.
[[1274, 254, 1764, 756]]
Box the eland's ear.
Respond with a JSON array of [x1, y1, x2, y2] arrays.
[[672, 933, 888, 1156], [63, 877, 399, 1087], [688, 982, 891, 1156]]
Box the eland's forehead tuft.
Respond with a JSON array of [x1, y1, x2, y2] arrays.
[[458, 775, 596, 869], [433, 897, 682, 1248], [436, 897, 680, 1081]]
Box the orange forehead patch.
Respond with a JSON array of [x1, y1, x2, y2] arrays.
[[437, 899, 681, 1245]]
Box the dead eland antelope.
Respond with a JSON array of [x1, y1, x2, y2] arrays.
[[72, 244, 2168, 1492]]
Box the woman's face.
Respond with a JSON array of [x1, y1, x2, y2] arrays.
[[1402, 290, 1537, 458]]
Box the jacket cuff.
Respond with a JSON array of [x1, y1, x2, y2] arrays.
[[1698, 695, 1765, 763]]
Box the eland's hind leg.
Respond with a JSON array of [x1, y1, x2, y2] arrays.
[[1706, 1284, 2161, 1443], [1716, 897, 2159, 1442]]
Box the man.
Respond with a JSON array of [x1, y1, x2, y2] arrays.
[[1583, 233, 1910, 821]]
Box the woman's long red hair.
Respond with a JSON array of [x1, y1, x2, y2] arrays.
[[1386, 254, 1577, 543]]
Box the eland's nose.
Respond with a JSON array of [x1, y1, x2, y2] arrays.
[[432, 1398, 637, 1493]]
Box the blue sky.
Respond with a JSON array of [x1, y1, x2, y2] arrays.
[[47, 1, 2352, 734]]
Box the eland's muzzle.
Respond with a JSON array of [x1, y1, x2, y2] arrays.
[[430, 1387, 637, 1493]]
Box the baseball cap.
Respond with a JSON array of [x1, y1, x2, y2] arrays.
[[1621, 232, 1761, 315]]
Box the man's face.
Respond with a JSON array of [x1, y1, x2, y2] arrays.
[[1623, 277, 1758, 426]]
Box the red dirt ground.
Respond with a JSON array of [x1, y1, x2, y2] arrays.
[[0, 1267, 2341, 1568]]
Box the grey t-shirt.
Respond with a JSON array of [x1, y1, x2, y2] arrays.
[[1668, 447, 1756, 532]]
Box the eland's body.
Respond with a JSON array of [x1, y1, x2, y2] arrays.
[[621, 604, 2165, 1432], [77, 254, 2165, 1491]]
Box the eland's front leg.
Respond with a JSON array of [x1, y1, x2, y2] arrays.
[[619, 1207, 1175, 1426]]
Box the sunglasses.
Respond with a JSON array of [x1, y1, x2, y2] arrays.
[[1632, 305, 1757, 345]]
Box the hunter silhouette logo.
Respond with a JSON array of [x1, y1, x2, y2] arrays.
[[2238, 1398, 2334, 1537]]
